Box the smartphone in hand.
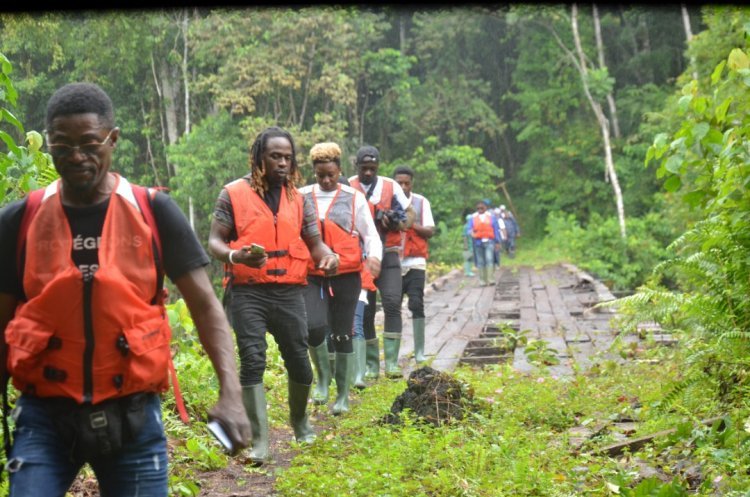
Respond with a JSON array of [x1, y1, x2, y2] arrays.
[[207, 420, 234, 454], [249, 243, 265, 255]]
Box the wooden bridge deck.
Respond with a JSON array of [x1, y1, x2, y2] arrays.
[[389, 263, 644, 378]]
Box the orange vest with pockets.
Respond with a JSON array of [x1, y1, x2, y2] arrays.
[[402, 194, 429, 259], [6, 176, 171, 404], [472, 213, 495, 240], [223, 180, 310, 286], [349, 177, 402, 249], [304, 185, 363, 277]]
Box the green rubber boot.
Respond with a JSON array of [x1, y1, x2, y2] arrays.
[[329, 351, 336, 378], [242, 384, 269, 465], [364, 338, 380, 379], [288, 380, 316, 444], [412, 318, 426, 363], [332, 352, 354, 415], [352, 338, 367, 389], [383, 334, 402, 379], [309, 341, 332, 405]]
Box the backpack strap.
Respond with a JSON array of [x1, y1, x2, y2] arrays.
[[4, 188, 44, 480], [132, 186, 190, 425], [132, 186, 165, 305], [15, 188, 45, 280]]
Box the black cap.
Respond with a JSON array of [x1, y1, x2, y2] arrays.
[[356, 145, 379, 165]]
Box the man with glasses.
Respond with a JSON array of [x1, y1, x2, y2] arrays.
[[0, 82, 250, 496]]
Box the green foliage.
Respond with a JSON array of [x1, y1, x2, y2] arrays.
[[274, 359, 750, 495], [524, 338, 560, 367], [538, 210, 676, 291], [167, 110, 248, 240], [619, 17, 750, 416], [0, 52, 57, 206], [381, 139, 503, 265]]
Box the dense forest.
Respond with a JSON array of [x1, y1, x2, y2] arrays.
[[0, 4, 720, 289]]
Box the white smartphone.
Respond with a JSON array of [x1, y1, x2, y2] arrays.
[[207, 420, 234, 453]]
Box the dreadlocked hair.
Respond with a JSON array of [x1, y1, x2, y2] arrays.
[[248, 126, 303, 202]]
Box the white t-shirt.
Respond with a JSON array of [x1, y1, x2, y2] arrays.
[[298, 183, 383, 262], [347, 175, 411, 211], [401, 192, 435, 272]]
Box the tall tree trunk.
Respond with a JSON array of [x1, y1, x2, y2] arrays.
[[140, 98, 162, 187], [399, 15, 407, 53], [567, 4, 627, 238], [681, 4, 699, 80], [359, 85, 369, 146], [180, 9, 195, 230], [638, 13, 654, 83], [298, 41, 316, 128], [592, 4, 621, 139], [150, 53, 168, 171], [181, 9, 191, 136], [158, 60, 179, 150]]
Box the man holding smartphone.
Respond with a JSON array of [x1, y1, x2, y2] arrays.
[[208, 126, 338, 465]]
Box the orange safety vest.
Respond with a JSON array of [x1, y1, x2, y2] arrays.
[[360, 264, 377, 292], [304, 185, 363, 277], [5, 176, 171, 404], [223, 180, 310, 286], [472, 212, 496, 240], [402, 193, 429, 259], [349, 177, 402, 249]]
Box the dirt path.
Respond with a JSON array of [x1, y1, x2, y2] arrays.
[[72, 263, 649, 496]]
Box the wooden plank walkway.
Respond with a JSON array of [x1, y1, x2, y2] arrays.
[[383, 263, 648, 378]]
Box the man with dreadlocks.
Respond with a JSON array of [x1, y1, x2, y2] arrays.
[[208, 126, 339, 465]]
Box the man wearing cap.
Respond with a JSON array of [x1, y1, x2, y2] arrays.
[[349, 145, 410, 378]]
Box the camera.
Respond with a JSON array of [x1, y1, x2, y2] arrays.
[[375, 209, 402, 231]]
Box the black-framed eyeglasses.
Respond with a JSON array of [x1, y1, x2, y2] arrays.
[[45, 128, 117, 158]]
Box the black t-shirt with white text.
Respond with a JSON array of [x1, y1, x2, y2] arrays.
[[0, 190, 209, 301]]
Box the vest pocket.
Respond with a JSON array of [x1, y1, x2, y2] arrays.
[[121, 315, 171, 392], [5, 318, 56, 373], [287, 238, 312, 281], [334, 235, 362, 273]]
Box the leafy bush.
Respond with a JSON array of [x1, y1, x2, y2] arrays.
[[0, 52, 57, 207], [540, 210, 676, 291], [618, 27, 750, 415]]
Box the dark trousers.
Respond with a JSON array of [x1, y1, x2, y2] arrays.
[[303, 272, 361, 353], [401, 268, 426, 319], [363, 251, 402, 339], [227, 284, 313, 386]]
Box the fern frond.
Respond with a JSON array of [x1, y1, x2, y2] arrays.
[[657, 373, 711, 414]]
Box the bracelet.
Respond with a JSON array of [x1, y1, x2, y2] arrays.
[[228, 249, 238, 265]]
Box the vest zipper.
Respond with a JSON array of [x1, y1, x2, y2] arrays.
[[82, 272, 95, 403]]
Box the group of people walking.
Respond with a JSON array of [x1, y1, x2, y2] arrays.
[[0, 82, 436, 495], [463, 199, 520, 286]]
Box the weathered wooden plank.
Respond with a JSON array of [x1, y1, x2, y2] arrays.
[[433, 322, 485, 372], [533, 289, 552, 314], [593, 416, 725, 457]]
